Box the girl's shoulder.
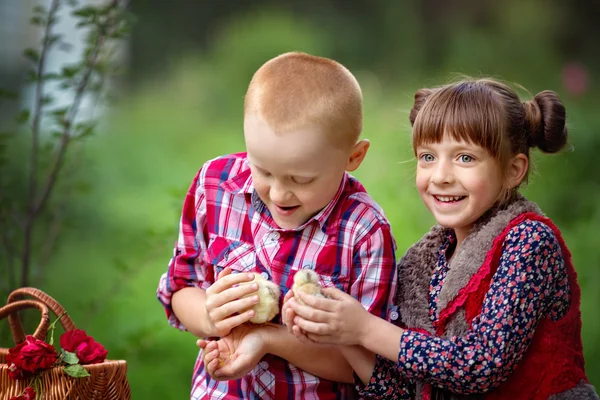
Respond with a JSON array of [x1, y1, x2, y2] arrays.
[[502, 217, 562, 257]]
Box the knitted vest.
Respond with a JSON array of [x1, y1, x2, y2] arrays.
[[396, 194, 597, 400]]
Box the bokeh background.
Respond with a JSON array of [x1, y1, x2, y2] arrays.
[[1, 0, 599, 398]]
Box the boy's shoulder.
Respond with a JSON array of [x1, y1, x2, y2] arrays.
[[327, 174, 392, 236], [197, 152, 250, 184]]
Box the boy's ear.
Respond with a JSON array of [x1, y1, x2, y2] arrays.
[[505, 153, 528, 189], [346, 139, 370, 172]]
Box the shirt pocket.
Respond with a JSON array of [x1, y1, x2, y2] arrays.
[[205, 236, 256, 274]]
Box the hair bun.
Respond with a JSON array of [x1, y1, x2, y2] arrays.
[[409, 88, 435, 126], [524, 90, 568, 153]]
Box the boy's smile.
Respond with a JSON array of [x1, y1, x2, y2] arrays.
[[244, 114, 367, 230]]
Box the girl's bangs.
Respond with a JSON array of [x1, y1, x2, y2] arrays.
[[412, 84, 502, 157]]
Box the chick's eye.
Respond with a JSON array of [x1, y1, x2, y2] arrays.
[[459, 154, 473, 163], [420, 153, 435, 162]]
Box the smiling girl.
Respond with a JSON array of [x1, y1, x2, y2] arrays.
[[288, 78, 599, 399]]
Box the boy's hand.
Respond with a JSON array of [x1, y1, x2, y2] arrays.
[[289, 287, 372, 346], [196, 323, 274, 380], [204, 268, 260, 337]]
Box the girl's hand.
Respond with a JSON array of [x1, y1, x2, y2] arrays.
[[281, 289, 297, 333], [288, 287, 372, 346], [204, 268, 260, 337], [197, 323, 275, 380]]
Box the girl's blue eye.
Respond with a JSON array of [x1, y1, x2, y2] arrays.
[[421, 154, 435, 162], [459, 154, 473, 163]]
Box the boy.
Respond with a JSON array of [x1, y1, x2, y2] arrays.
[[157, 52, 397, 399]]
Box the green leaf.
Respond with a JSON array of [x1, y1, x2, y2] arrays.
[[72, 6, 98, 18], [63, 364, 90, 378], [30, 16, 46, 26], [51, 107, 69, 118], [41, 94, 54, 105], [42, 73, 61, 81], [23, 48, 40, 64], [33, 5, 47, 15], [16, 110, 30, 124], [61, 66, 79, 79], [62, 351, 79, 365]]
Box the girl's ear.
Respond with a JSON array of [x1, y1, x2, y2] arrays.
[[346, 139, 370, 172], [505, 153, 529, 189]]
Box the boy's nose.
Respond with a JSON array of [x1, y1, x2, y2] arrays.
[[270, 183, 292, 203]]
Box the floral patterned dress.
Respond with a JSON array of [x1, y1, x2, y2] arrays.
[[355, 219, 571, 399]]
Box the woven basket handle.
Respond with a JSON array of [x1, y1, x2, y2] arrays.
[[7, 287, 77, 344], [0, 300, 50, 347]]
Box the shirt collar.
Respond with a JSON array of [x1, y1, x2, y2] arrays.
[[221, 161, 349, 234]]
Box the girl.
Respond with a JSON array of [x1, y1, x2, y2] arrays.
[[287, 78, 599, 399]]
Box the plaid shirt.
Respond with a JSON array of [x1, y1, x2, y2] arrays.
[[157, 153, 397, 400]]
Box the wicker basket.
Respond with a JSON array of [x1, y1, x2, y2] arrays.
[[0, 288, 131, 399]]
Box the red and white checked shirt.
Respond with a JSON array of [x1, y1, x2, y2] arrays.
[[157, 153, 397, 400]]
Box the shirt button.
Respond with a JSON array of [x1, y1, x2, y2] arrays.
[[390, 311, 399, 321], [259, 361, 269, 369], [270, 231, 280, 241], [260, 272, 269, 280]]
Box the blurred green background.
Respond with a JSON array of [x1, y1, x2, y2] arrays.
[[1, 0, 599, 398]]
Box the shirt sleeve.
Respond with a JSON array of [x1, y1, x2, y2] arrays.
[[156, 168, 213, 330], [396, 220, 570, 394], [351, 223, 398, 320], [354, 355, 415, 399]]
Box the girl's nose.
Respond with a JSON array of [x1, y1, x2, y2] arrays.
[[431, 161, 454, 185]]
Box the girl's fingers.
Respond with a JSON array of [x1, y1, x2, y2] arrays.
[[289, 298, 330, 323], [320, 286, 349, 301], [292, 325, 311, 343], [283, 289, 294, 303], [296, 290, 339, 312], [284, 308, 296, 333], [293, 315, 331, 335]]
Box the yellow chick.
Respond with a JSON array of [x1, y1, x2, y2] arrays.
[[239, 273, 280, 324], [292, 269, 327, 305]]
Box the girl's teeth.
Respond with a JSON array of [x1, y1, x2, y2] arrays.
[[436, 196, 463, 202]]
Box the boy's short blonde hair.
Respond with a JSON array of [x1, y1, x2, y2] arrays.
[[244, 52, 363, 149]]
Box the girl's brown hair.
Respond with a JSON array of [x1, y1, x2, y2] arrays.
[[409, 78, 568, 185]]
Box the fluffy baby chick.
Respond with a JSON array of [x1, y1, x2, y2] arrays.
[[239, 273, 280, 324], [292, 269, 327, 305]]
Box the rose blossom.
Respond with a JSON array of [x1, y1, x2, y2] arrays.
[[59, 329, 88, 353], [59, 329, 108, 364], [6, 335, 57, 373]]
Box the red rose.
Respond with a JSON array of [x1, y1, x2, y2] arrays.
[[59, 329, 88, 353], [75, 336, 108, 364], [7, 335, 57, 374], [59, 329, 107, 364], [9, 386, 36, 400], [5, 361, 30, 380]]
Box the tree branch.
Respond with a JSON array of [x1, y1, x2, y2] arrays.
[[21, 0, 61, 288]]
